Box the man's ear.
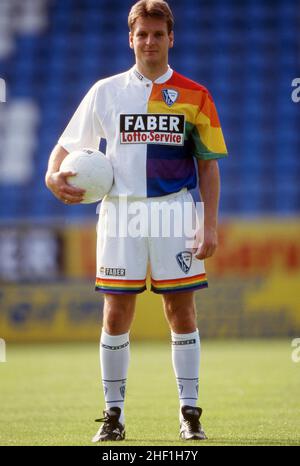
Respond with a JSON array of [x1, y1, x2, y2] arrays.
[[169, 31, 174, 48], [129, 31, 134, 49]]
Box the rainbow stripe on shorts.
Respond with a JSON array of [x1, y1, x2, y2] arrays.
[[151, 273, 208, 294], [95, 277, 147, 294]]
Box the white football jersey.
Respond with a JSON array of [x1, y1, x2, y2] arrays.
[[58, 66, 227, 198]]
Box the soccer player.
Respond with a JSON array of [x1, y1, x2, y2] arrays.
[[45, 0, 227, 441]]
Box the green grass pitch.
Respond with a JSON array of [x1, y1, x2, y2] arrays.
[[0, 339, 299, 446]]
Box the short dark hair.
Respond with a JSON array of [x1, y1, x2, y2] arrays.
[[128, 0, 174, 34]]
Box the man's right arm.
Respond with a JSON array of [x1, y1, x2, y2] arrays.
[[45, 144, 85, 204]]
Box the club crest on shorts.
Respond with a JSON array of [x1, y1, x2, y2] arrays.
[[162, 88, 179, 107], [176, 251, 192, 274]]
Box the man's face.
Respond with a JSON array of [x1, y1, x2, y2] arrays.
[[129, 16, 174, 69]]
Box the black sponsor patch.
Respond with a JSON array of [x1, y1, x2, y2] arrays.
[[120, 113, 185, 146], [100, 267, 126, 276], [172, 339, 196, 346]]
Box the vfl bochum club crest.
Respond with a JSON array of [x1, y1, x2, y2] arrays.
[[162, 88, 179, 107], [176, 251, 192, 274]]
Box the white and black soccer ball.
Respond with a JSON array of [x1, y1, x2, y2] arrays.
[[60, 148, 114, 204]]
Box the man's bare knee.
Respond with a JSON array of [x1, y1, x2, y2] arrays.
[[162, 292, 197, 333], [103, 294, 136, 335]]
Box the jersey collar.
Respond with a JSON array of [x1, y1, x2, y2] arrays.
[[131, 65, 173, 84]]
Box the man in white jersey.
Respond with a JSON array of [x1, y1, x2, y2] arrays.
[[45, 0, 227, 442]]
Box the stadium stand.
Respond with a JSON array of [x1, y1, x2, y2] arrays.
[[0, 0, 299, 219]]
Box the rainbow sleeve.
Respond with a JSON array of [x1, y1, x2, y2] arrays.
[[192, 90, 228, 160]]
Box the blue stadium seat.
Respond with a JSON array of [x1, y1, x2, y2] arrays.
[[0, 0, 299, 220]]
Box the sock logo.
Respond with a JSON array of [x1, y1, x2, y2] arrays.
[[178, 383, 184, 396], [120, 385, 126, 399], [0, 79, 6, 103], [176, 251, 192, 274], [101, 342, 129, 350], [120, 114, 185, 146]]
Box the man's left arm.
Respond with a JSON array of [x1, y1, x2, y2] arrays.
[[195, 159, 220, 260]]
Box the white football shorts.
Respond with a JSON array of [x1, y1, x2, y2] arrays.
[[95, 189, 208, 294]]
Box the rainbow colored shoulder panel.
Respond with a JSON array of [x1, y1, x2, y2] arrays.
[[149, 71, 228, 160]]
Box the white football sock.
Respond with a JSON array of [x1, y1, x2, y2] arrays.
[[100, 329, 130, 425], [171, 329, 200, 420]]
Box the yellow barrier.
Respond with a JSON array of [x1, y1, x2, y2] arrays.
[[0, 282, 102, 342], [1, 219, 299, 341]]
